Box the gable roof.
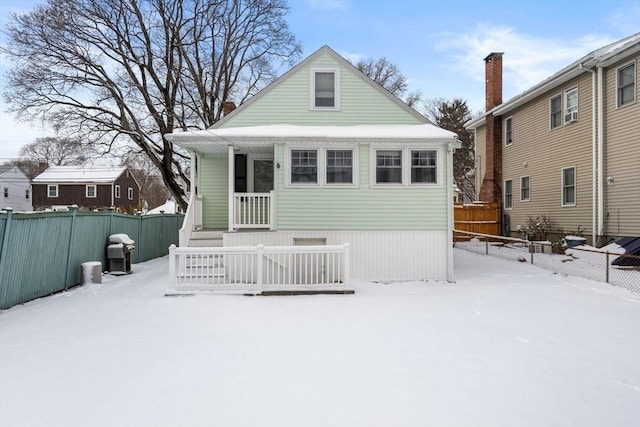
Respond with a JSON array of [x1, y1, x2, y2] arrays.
[[214, 45, 430, 127], [0, 165, 16, 176], [32, 165, 128, 184], [466, 32, 640, 129]]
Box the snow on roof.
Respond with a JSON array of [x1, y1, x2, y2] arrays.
[[32, 165, 127, 183], [146, 200, 177, 215], [167, 124, 458, 143]]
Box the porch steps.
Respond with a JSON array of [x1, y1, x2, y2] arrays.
[[189, 230, 224, 247]]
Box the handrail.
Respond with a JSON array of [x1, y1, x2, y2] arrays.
[[179, 194, 202, 247]]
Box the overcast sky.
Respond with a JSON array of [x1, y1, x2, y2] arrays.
[[1, 0, 638, 161]]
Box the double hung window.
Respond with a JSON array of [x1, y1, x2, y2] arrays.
[[562, 167, 576, 206], [326, 150, 353, 184], [376, 150, 403, 184], [617, 62, 636, 107], [504, 179, 513, 209]]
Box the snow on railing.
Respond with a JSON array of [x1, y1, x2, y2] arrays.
[[168, 243, 350, 292], [179, 194, 202, 247], [233, 192, 273, 229]]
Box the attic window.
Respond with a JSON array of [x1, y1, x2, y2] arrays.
[[310, 67, 340, 110]]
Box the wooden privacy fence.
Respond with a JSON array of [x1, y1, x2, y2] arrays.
[[0, 207, 183, 309], [454, 202, 500, 241]]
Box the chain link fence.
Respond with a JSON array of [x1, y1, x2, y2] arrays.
[[454, 230, 640, 293]]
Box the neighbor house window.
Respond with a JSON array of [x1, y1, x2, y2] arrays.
[[291, 150, 318, 184], [550, 94, 562, 129], [504, 116, 513, 145], [48, 185, 58, 198], [376, 150, 402, 184], [86, 184, 96, 198], [617, 62, 636, 107], [326, 150, 353, 184], [410, 150, 437, 184], [3, 187, 7, 198], [564, 87, 578, 123], [520, 176, 530, 201], [25, 189, 29, 199], [562, 167, 576, 206], [115, 185, 121, 199], [310, 67, 340, 109], [127, 187, 134, 200], [504, 179, 513, 209]]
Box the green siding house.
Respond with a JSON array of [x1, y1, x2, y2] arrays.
[[166, 46, 461, 282]]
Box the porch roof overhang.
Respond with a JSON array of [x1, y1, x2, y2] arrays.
[[165, 124, 460, 155]]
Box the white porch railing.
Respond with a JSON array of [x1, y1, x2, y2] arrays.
[[179, 194, 203, 247], [233, 191, 274, 229], [168, 243, 350, 293]]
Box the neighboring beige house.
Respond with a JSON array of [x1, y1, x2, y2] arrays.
[[466, 33, 640, 245]]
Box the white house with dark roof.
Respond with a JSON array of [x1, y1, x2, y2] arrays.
[[0, 165, 32, 212]]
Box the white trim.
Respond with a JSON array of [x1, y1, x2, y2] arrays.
[[115, 185, 121, 199], [127, 187, 133, 200], [47, 184, 58, 198], [504, 116, 513, 146], [284, 144, 359, 188], [86, 184, 97, 198], [520, 175, 530, 202], [504, 179, 513, 210], [616, 60, 636, 108], [309, 66, 341, 111], [561, 166, 577, 207], [369, 146, 443, 188]]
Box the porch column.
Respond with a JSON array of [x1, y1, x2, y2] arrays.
[[228, 144, 235, 231]]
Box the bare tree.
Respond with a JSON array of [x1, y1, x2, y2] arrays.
[[19, 137, 87, 167], [121, 151, 172, 211], [3, 0, 301, 210], [424, 98, 475, 201], [354, 57, 421, 107]]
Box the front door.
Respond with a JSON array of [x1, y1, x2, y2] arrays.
[[252, 159, 274, 193]]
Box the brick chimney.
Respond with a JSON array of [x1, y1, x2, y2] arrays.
[[223, 101, 236, 117], [478, 52, 504, 204]]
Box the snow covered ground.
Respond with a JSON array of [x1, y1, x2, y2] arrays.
[[1, 249, 639, 427]]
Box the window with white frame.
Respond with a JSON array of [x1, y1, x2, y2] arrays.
[[617, 62, 636, 107], [376, 150, 403, 184], [562, 167, 576, 206], [115, 185, 120, 199], [291, 150, 318, 184], [504, 179, 513, 209], [25, 189, 29, 199], [564, 87, 578, 123], [410, 150, 437, 184], [310, 67, 340, 109], [3, 187, 7, 198], [48, 185, 58, 198], [504, 116, 513, 145], [127, 187, 134, 200], [326, 150, 353, 184], [550, 94, 562, 129], [86, 184, 96, 198], [520, 176, 530, 201]]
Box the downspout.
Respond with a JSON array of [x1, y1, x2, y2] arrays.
[[580, 63, 598, 246], [597, 66, 604, 243]]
